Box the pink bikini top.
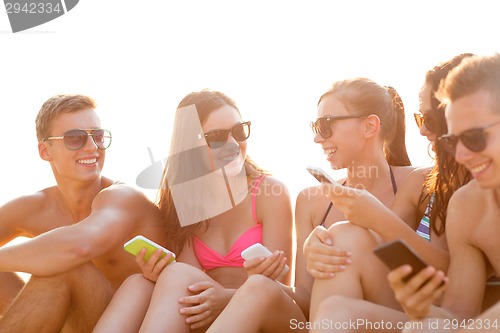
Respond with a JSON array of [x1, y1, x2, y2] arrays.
[[192, 175, 265, 271]]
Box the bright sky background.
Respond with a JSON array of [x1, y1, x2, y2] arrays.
[[1, 0, 499, 210]]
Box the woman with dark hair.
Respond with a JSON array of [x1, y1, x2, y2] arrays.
[[304, 54, 473, 332]]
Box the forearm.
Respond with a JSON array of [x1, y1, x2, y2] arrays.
[[373, 210, 449, 271], [0, 226, 92, 275]]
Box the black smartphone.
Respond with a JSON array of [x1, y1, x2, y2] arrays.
[[306, 166, 337, 184], [373, 239, 428, 283]]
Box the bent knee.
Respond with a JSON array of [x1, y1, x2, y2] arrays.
[[157, 262, 206, 284], [327, 222, 379, 248], [240, 275, 283, 299], [315, 295, 359, 321]]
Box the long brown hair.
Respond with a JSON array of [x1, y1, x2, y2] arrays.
[[318, 78, 411, 166], [158, 89, 269, 254], [418, 53, 474, 236]]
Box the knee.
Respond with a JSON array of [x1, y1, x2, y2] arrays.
[[239, 275, 283, 304], [122, 273, 151, 288], [156, 262, 205, 286], [328, 222, 379, 249], [314, 295, 357, 322]]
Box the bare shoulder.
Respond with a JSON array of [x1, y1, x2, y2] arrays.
[[447, 180, 483, 232], [295, 185, 330, 225], [392, 165, 425, 190], [93, 182, 156, 213], [257, 176, 290, 199], [1, 188, 53, 220], [399, 166, 431, 190], [296, 185, 325, 207], [449, 180, 483, 209]]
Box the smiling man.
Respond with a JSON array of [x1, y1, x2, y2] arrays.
[[388, 53, 500, 330], [0, 95, 169, 332]]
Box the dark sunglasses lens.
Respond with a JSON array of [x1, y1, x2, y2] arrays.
[[317, 118, 331, 138], [461, 129, 487, 152], [64, 130, 88, 150], [205, 131, 227, 149], [232, 123, 250, 141], [414, 114, 424, 129], [93, 130, 112, 149], [424, 114, 437, 133]]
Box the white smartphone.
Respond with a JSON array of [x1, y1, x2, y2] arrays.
[[241, 243, 289, 274], [306, 166, 337, 184], [124, 235, 176, 263]]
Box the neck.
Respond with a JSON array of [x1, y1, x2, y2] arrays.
[[345, 153, 391, 193], [55, 176, 106, 222]]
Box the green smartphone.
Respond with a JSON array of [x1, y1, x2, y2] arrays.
[[124, 235, 176, 263]]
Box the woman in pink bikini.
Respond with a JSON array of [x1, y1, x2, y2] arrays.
[[93, 89, 304, 332]]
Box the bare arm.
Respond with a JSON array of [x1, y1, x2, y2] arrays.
[[439, 187, 487, 319], [0, 195, 39, 246], [293, 190, 316, 317], [259, 177, 294, 285], [322, 167, 449, 271], [0, 185, 153, 275]]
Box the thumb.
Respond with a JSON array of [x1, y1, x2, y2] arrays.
[[315, 226, 333, 246]]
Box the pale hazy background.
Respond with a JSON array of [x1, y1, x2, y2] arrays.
[[1, 1, 499, 226]]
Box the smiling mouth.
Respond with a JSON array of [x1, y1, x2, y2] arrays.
[[325, 148, 337, 158], [469, 162, 489, 175], [77, 158, 97, 165]]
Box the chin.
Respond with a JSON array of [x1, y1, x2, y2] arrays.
[[222, 155, 246, 177]]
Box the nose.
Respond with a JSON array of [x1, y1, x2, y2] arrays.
[[82, 134, 98, 151], [419, 124, 437, 143], [454, 140, 473, 165], [313, 132, 324, 144], [419, 123, 431, 136], [227, 133, 238, 144]]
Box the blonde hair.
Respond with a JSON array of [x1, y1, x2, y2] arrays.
[[35, 94, 96, 141]]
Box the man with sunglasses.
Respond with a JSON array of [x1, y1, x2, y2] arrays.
[[390, 53, 500, 331], [0, 95, 169, 332]]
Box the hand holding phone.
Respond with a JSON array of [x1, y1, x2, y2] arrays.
[[306, 166, 338, 185], [124, 235, 176, 264], [241, 243, 290, 274], [373, 239, 428, 282]]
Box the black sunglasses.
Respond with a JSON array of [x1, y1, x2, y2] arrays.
[[204, 121, 251, 149], [311, 115, 366, 139], [414, 112, 438, 133], [44, 129, 112, 150], [438, 120, 500, 155]]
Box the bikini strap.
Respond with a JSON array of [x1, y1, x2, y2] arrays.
[[252, 175, 266, 223], [319, 179, 347, 227], [319, 202, 333, 227], [389, 166, 397, 195]]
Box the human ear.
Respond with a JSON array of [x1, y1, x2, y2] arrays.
[[363, 114, 381, 139], [38, 141, 52, 161]]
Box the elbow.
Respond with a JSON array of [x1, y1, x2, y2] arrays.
[[70, 239, 98, 262]]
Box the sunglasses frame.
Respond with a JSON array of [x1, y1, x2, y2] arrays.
[[311, 115, 367, 139], [414, 112, 438, 133], [44, 128, 112, 150], [438, 119, 500, 155], [204, 121, 251, 149]]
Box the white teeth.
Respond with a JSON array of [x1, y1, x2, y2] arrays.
[[469, 162, 488, 174], [325, 148, 337, 157], [78, 158, 97, 165]]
